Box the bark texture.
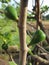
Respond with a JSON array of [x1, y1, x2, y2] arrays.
[[18, 0, 28, 65]]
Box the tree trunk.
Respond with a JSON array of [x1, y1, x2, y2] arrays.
[[18, 0, 28, 65], [35, 0, 41, 30]]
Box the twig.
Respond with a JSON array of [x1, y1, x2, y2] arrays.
[[36, 44, 49, 54], [28, 49, 49, 65]]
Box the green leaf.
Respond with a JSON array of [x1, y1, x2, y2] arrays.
[[1, 0, 11, 3]]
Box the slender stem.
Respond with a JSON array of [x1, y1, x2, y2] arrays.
[[18, 0, 28, 65]]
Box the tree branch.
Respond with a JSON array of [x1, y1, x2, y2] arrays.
[[31, 54, 49, 65], [28, 48, 49, 65], [18, 0, 28, 65]]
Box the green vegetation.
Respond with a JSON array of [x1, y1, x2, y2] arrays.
[[0, 19, 30, 50], [2, 43, 8, 50], [9, 61, 17, 65], [0, 0, 11, 3], [0, 1, 48, 65]]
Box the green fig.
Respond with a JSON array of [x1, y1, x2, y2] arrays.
[[5, 5, 18, 21], [29, 30, 46, 45]]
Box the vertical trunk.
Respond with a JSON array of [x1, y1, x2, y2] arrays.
[[35, 0, 40, 30], [35, 0, 40, 65], [18, 0, 28, 65]]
